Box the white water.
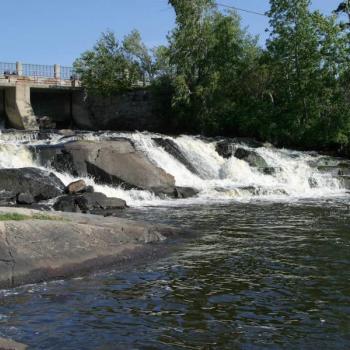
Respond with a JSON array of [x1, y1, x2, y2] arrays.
[[0, 130, 347, 207]]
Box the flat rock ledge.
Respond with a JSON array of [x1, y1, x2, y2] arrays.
[[0, 337, 27, 350], [0, 207, 181, 289]]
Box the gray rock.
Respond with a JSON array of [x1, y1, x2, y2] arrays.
[[0, 168, 65, 201], [34, 139, 176, 195], [17, 192, 35, 205], [0, 207, 181, 288], [54, 192, 127, 213], [234, 148, 268, 168]]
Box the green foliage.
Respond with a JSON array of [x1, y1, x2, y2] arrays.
[[259, 0, 350, 148], [160, 0, 350, 152], [0, 213, 66, 221], [74, 30, 154, 96], [166, 0, 259, 134]]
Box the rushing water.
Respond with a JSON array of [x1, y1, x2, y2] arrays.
[[0, 131, 349, 348]]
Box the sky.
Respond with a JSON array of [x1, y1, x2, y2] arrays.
[[0, 0, 343, 67]]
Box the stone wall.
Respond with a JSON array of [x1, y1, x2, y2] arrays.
[[31, 88, 72, 128], [72, 89, 164, 132]]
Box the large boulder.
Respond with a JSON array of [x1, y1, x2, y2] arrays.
[[0, 168, 65, 201], [34, 139, 176, 195]]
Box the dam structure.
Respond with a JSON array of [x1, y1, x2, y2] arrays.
[[0, 61, 80, 130]]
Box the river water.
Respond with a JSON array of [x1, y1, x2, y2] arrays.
[[0, 131, 349, 348]]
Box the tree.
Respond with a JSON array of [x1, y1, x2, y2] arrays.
[[123, 30, 155, 83], [166, 0, 259, 133], [74, 31, 139, 95], [263, 0, 350, 149]]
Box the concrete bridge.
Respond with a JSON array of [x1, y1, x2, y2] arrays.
[[0, 62, 81, 130]]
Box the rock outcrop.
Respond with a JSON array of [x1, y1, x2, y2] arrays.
[[34, 139, 177, 195], [0, 207, 182, 289], [0, 168, 65, 201]]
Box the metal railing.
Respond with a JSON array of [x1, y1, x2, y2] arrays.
[[0, 62, 17, 75], [0, 61, 77, 80], [61, 66, 76, 80], [23, 63, 55, 78]]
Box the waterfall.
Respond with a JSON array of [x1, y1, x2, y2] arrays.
[[0, 130, 347, 207]]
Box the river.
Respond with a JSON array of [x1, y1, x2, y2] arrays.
[[0, 131, 349, 349]]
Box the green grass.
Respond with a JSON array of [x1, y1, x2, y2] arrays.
[[0, 213, 66, 221]]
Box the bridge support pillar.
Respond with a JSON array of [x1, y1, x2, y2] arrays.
[[16, 61, 23, 76], [5, 82, 39, 130]]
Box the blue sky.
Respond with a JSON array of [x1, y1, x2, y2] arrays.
[[0, 0, 342, 66]]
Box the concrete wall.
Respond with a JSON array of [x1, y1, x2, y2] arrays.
[[31, 89, 72, 128], [0, 89, 5, 127], [72, 89, 164, 132], [4, 84, 38, 130]]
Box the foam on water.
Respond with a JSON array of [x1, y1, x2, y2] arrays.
[[0, 130, 346, 207]]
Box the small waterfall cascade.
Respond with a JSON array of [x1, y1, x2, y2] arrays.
[[0, 130, 347, 206]]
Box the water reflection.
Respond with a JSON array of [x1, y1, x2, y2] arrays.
[[0, 198, 350, 349]]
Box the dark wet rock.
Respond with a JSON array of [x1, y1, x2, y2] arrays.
[[261, 167, 282, 175], [0, 168, 65, 201], [173, 187, 199, 199], [0, 191, 16, 206], [17, 192, 35, 205], [66, 179, 88, 194], [153, 138, 200, 176], [33, 139, 176, 196], [37, 116, 56, 129], [216, 140, 236, 158], [54, 192, 127, 213], [216, 138, 266, 159], [152, 186, 199, 199], [234, 148, 268, 168]]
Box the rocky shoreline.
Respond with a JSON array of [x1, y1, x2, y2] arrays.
[[0, 206, 183, 289]]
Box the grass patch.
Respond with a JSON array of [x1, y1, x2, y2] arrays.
[[0, 213, 67, 221]]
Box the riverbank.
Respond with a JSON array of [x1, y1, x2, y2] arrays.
[[0, 207, 182, 289]]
